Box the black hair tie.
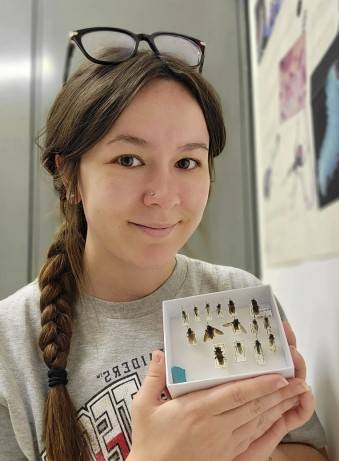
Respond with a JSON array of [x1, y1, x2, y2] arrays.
[[48, 368, 68, 387]]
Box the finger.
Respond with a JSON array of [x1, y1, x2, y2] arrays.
[[232, 394, 299, 447], [136, 350, 166, 405], [232, 397, 298, 460], [226, 378, 309, 428], [283, 321, 297, 348], [195, 374, 289, 416], [233, 416, 289, 461], [289, 345, 307, 380], [281, 389, 315, 432]]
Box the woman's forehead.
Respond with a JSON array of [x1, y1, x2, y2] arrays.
[[103, 81, 209, 142]]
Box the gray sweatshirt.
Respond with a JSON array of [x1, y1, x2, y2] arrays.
[[0, 253, 326, 460]]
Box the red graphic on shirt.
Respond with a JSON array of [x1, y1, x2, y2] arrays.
[[41, 373, 141, 460]]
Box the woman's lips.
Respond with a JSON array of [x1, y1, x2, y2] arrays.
[[130, 222, 178, 237]]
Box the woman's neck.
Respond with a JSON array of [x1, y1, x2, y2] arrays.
[[82, 243, 177, 303]]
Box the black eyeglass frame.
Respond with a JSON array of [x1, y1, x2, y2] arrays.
[[63, 27, 206, 84]]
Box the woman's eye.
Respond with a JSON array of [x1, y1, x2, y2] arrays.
[[115, 155, 142, 168], [177, 158, 200, 169]]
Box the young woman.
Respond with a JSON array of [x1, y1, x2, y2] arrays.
[[0, 30, 327, 461]]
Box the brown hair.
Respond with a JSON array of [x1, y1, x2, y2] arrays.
[[36, 49, 226, 460]]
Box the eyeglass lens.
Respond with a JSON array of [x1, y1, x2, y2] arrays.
[[80, 30, 202, 66]]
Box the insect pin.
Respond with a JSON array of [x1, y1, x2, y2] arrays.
[[268, 333, 276, 352], [251, 299, 260, 317], [214, 344, 227, 368], [204, 323, 224, 342], [186, 327, 197, 345], [223, 318, 247, 334], [263, 316, 272, 333], [193, 306, 201, 321], [205, 303, 212, 320], [181, 309, 189, 325], [254, 339, 265, 364], [228, 300, 236, 317], [234, 341, 246, 362], [251, 318, 259, 335]]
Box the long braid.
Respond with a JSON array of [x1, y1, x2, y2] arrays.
[[38, 222, 91, 461]]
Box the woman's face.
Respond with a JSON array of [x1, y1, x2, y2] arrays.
[[78, 78, 211, 270]]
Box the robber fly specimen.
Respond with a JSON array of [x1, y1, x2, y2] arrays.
[[251, 299, 260, 316], [181, 310, 189, 325], [216, 303, 222, 316], [204, 323, 224, 342], [193, 306, 200, 321], [223, 318, 247, 334], [234, 341, 246, 362], [214, 345, 226, 367], [205, 303, 212, 320], [263, 316, 272, 333], [228, 300, 236, 317], [251, 318, 259, 335], [268, 333, 276, 352], [186, 327, 197, 345], [254, 339, 265, 364]]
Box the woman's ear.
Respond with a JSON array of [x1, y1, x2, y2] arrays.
[[55, 154, 65, 177], [55, 154, 81, 205]]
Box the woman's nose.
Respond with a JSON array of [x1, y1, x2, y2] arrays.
[[143, 171, 180, 208]]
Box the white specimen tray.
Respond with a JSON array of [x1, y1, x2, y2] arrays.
[[163, 284, 294, 398]]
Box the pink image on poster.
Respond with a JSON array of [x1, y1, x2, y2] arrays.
[[279, 33, 306, 121]]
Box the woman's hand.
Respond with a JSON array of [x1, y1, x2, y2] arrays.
[[231, 320, 315, 461], [129, 341, 309, 461]]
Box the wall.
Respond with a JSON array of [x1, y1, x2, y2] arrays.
[[0, 0, 33, 296], [264, 259, 339, 460], [247, 0, 339, 459]]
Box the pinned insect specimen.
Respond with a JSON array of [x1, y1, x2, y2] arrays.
[[186, 327, 197, 345], [216, 303, 223, 317], [193, 306, 201, 321], [234, 341, 246, 362], [251, 299, 260, 317], [205, 303, 212, 320], [181, 310, 189, 326], [254, 339, 265, 364], [263, 316, 272, 333], [203, 323, 224, 342], [214, 344, 227, 368], [223, 318, 247, 334], [250, 318, 259, 335], [228, 300, 236, 317], [268, 333, 276, 352]]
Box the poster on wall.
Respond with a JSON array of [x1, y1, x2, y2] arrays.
[[248, 0, 339, 266], [311, 31, 339, 208]]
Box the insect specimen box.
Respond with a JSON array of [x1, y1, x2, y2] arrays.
[[162, 285, 294, 398]]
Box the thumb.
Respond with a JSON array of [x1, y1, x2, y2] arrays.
[[138, 350, 166, 405]]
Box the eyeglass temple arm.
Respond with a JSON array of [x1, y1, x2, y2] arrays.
[[63, 40, 75, 85]]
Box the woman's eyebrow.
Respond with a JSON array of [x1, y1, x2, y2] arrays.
[[107, 134, 209, 152]]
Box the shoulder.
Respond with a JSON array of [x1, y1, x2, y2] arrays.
[[178, 253, 262, 291], [0, 281, 45, 406], [178, 253, 287, 322], [0, 279, 41, 336], [0, 279, 40, 315]]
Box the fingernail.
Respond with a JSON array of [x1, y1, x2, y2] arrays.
[[152, 351, 161, 363], [300, 381, 311, 391], [276, 378, 289, 389]]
